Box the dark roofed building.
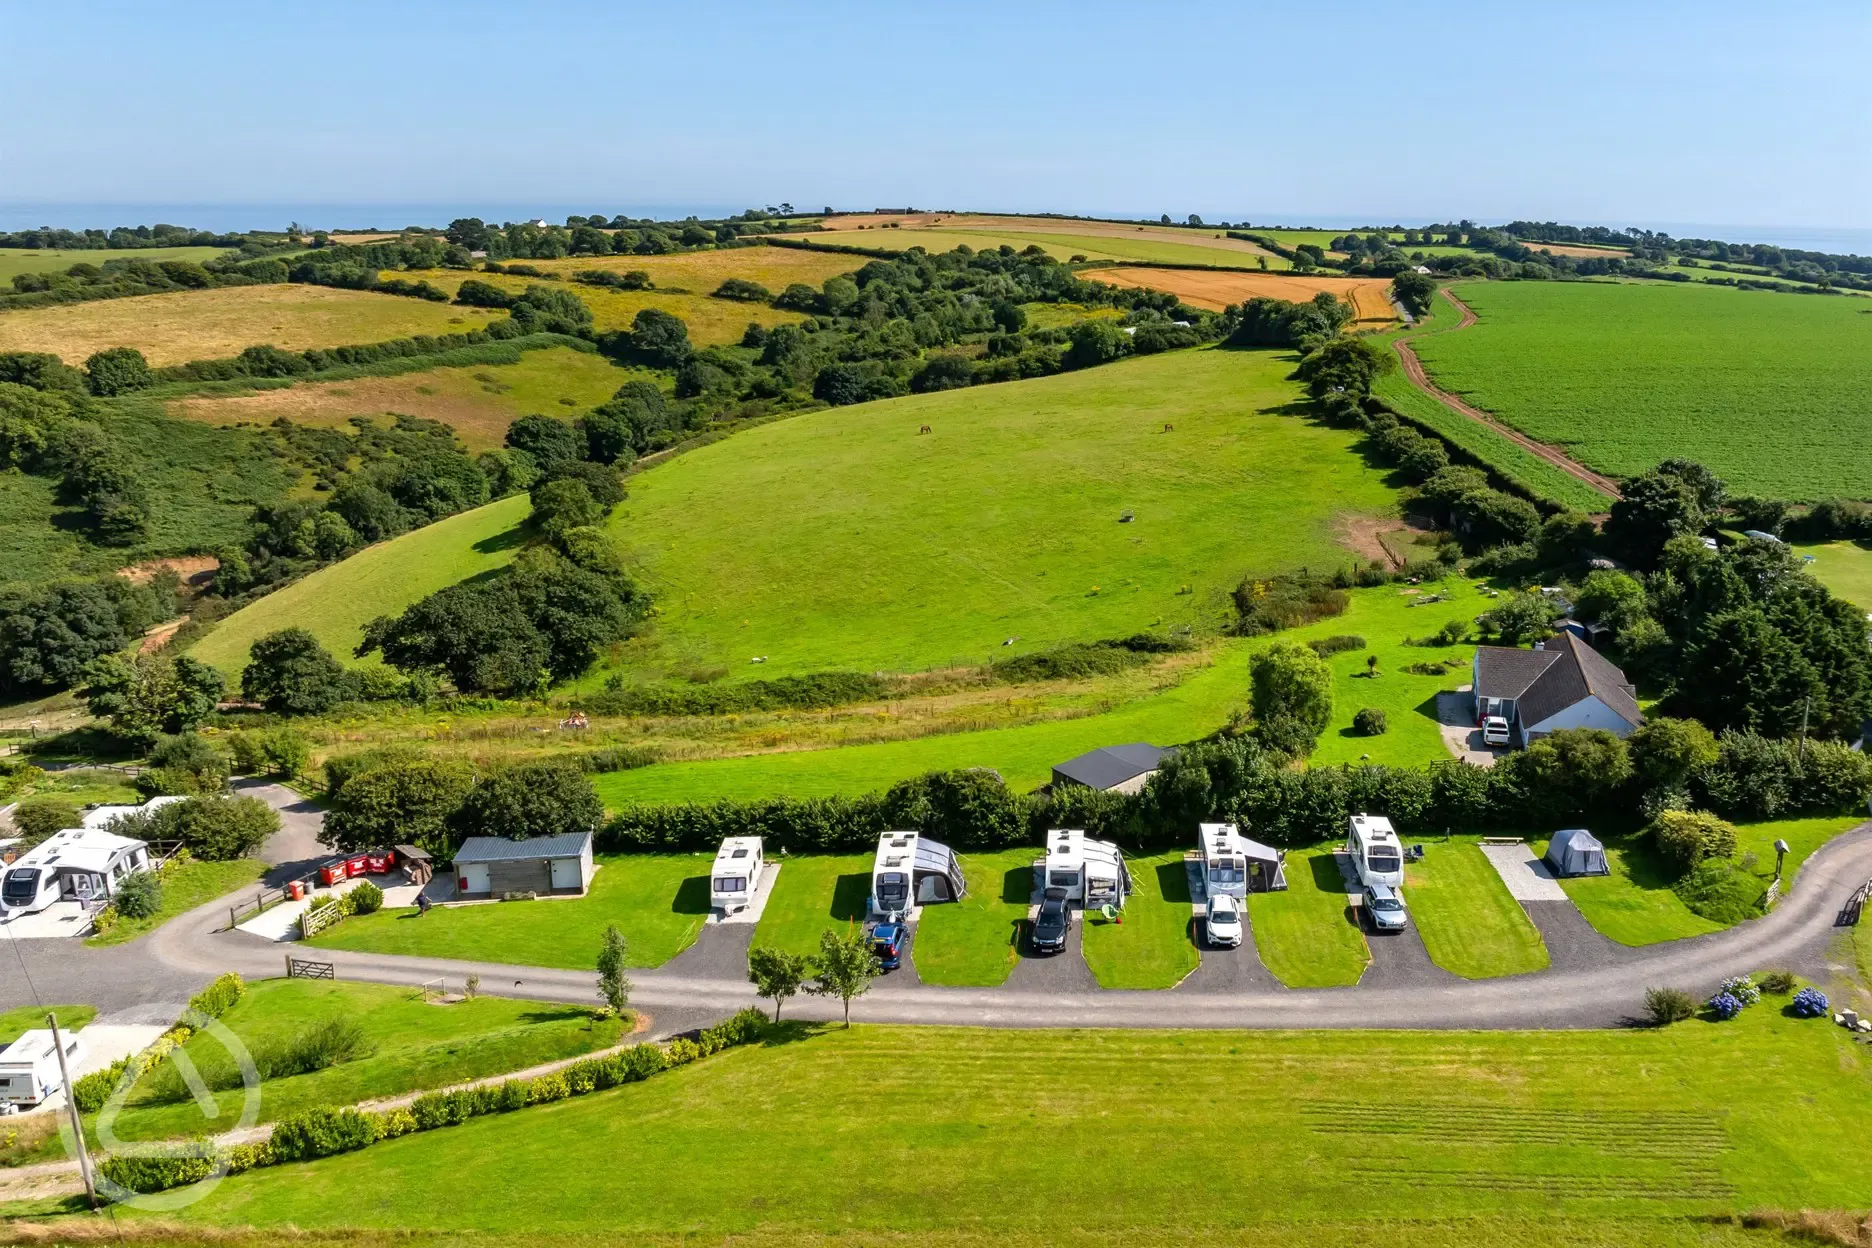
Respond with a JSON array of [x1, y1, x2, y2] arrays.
[[1051, 743, 1174, 794], [1471, 631, 1642, 748]]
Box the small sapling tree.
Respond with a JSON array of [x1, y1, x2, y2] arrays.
[[747, 946, 811, 1023], [811, 929, 880, 1029], [596, 924, 632, 1016]]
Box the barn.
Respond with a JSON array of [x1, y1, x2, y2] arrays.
[[452, 832, 594, 899]]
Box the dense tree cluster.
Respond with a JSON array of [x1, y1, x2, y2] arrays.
[[322, 751, 604, 856], [0, 575, 173, 695]]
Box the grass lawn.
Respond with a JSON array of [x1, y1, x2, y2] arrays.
[[606, 346, 1400, 681], [103, 979, 627, 1143], [1791, 539, 1872, 612], [170, 345, 655, 451], [86, 858, 267, 946], [144, 1007, 1872, 1236], [307, 854, 709, 970], [1080, 849, 1198, 989], [751, 854, 870, 959], [0, 1004, 96, 1044], [1246, 846, 1368, 987], [0, 284, 502, 367], [1414, 281, 1872, 500], [188, 492, 530, 680], [1404, 837, 1548, 979], [910, 848, 1031, 987], [0, 245, 230, 285]]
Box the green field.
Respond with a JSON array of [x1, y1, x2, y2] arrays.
[[751, 854, 870, 958], [1080, 849, 1198, 988], [1373, 289, 1614, 512], [1405, 837, 1549, 978], [189, 493, 530, 679], [910, 847, 1031, 986], [1245, 846, 1369, 986], [0, 245, 230, 284], [0, 1004, 97, 1044], [143, 1005, 1872, 1237], [307, 854, 710, 970], [87, 858, 266, 946], [1793, 540, 1872, 611], [1412, 281, 1872, 499]]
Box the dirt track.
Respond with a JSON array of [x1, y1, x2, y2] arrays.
[[1392, 289, 1622, 501]]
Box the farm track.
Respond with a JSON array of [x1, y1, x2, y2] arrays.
[[1393, 290, 1623, 502]]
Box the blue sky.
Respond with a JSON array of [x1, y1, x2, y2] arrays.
[[4, 0, 1867, 232]]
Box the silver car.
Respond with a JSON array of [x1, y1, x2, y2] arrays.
[[1206, 893, 1245, 948], [1363, 882, 1409, 931]]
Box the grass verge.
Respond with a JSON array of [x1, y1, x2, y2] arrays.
[[86, 859, 267, 947]]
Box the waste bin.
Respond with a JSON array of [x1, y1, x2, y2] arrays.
[[288, 880, 306, 902]]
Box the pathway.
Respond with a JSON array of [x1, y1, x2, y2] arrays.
[[1392, 288, 1623, 501]]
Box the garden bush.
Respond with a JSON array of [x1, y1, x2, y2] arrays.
[[268, 1107, 377, 1162], [1650, 809, 1739, 874], [112, 869, 164, 919], [1758, 970, 1796, 995], [100, 1141, 220, 1194], [1353, 707, 1388, 736], [1307, 634, 1366, 657], [1717, 974, 1762, 1006], [1790, 987, 1829, 1018], [1707, 991, 1744, 1021], [1644, 987, 1697, 1026], [1673, 860, 1766, 924], [190, 972, 247, 1019], [349, 880, 384, 915]]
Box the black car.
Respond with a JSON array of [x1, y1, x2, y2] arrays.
[[1031, 886, 1072, 954]]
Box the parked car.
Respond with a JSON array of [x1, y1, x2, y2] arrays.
[[1031, 886, 1071, 954], [870, 922, 905, 971], [1481, 716, 1512, 746], [1362, 882, 1409, 932], [1206, 893, 1244, 948]]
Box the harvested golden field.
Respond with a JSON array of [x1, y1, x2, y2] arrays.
[[815, 213, 1283, 268], [403, 270, 809, 343], [1079, 266, 1398, 323], [0, 284, 501, 366], [521, 244, 861, 292], [1517, 241, 1631, 258], [169, 346, 654, 450]]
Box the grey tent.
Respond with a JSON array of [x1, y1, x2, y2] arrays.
[[1544, 828, 1608, 877]]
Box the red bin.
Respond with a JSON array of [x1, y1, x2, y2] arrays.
[[288, 880, 306, 901], [346, 853, 370, 876], [320, 862, 348, 886]]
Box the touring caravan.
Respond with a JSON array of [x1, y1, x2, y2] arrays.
[[0, 859, 61, 918], [868, 831, 966, 919], [710, 837, 764, 913], [1, 826, 153, 920], [0, 1029, 84, 1107], [1038, 829, 1132, 909], [1197, 822, 1289, 897], [1345, 813, 1405, 890]]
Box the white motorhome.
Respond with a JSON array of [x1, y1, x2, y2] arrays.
[[1345, 813, 1405, 890], [1197, 822, 1288, 896], [0, 827, 153, 919], [710, 837, 764, 913], [1038, 829, 1132, 909], [868, 831, 966, 919], [0, 1029, 85, 1107]]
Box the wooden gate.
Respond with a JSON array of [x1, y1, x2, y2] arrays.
[[286, 957, 335, 980]]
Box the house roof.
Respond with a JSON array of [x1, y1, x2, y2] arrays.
[[1476, 633, 1642, 731], [453, 832, 592, 864], [1053, 743, 1172, 790]]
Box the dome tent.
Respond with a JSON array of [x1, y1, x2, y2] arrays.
[[1544, 828, 1608, 878]]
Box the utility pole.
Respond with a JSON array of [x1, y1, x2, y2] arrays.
[[47, 1012, 97, 1210]]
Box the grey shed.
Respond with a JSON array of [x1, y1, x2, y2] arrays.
[[1544, 828, 1608, 877]]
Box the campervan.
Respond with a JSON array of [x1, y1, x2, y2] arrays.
[[868, 831, 966, 920], [710, 837, 764, 913], [0, 1030, 84, 1107], [1039, 829, 1132, 908], [1345, 813, 1405, 890]]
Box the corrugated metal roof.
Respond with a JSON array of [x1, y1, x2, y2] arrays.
[[1052, 743, 1171, 790], [452, 832, 591, 863]]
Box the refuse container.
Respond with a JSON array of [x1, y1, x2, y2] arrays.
[[288, 880, 306, 902]]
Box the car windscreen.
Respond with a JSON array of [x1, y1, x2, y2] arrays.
[[1370, 896, 1403, 911]]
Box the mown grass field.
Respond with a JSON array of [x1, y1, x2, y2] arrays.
[[0, 284, 502, 366], [0, 245, 231, 284], [189, 492, 530, 680], [910, 847, 1032, 986], [306, 854, 709, 970], [814, 213, 1286, 268], [751, 854, 870, 959], [169, 345, 654, 451], [143, 1006, 1872, 1237], [0, 1004, 96, 1044], [608, 346, 1398, 682], [1793, 539, 1872, 611], [1372, 289, 1615, 512], [1405, 836, 1548, 978], [1245, 847, 1368, 986], [1412, 281, 1872, 499], [400, 270, 807, 343], [86, 858, 266, 946], [1080, 849, 1198, 988], [1081, 266, 1396, 321]]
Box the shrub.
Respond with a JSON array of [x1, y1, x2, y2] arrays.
[[99, 1142, 218, 1194], [1307, 634, 1365, 657], [189, 972, 246, 1019], [1644, 987, 1697, 1025], [1706, 991, 1743, 1021], [1353, 707, 1387, 736], [711, 278, 771, 302], [527, 1072, 570, 1104], [1673, 860, 1766, 924], [1718, 974, 1762, 1006], [349, 879, 384, 915], [268, 1107, 378, 1162], [1650, 809, 1739, 874], [1790, 987, 1829, 1018], [112, 869, 163, 919], [258, 1016, 373, 1078], [1758, 969, 1796, 995], [10, 796, 80, 846]]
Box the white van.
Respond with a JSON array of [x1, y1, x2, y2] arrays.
[[1345, 813, 1405, 890], [710, 837, 764, 913]]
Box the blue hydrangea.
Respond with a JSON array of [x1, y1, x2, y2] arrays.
[[1707, 991, 1743, 1021], [1791, 987, 1829, 1019], [1718, 975, 1762, 1006]]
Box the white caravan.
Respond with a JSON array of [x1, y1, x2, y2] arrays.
[[0, 1029, 85, 1107], [1197, 822, 1288, 896], [1039, 829, 1132, 909], [710, 837, 764, 913], [0, 826, 153, 919], [1345, 813, 1405, 890], [868, 831, 966, 919]]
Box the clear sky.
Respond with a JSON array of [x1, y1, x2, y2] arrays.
[[4, 0, 1867, 232]]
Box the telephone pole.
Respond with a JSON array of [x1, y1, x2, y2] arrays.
[[47, 1012, 98, 1210]]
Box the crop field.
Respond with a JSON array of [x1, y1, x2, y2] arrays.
[[0, 244, 231, 284], [606, 346, 1399, 681], [0, 283, 503, 366], [396, 269, 808, 343], [1792, 540, 1872, 611], [521, 243, 861, 291], [814, 212, 1286, 268], [189, 493, 530, 680], [1410, 281, 1872, 499], [168, 345, 654, 450], [139, 1005, 1872, 1238], [1080, 266, 1398, 322]]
